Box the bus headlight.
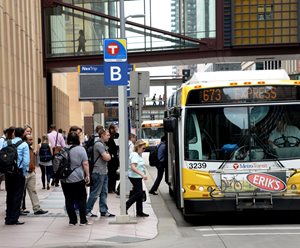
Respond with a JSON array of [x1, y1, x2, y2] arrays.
[[291, 184, 297, 190], [199, 186, 204, 191]]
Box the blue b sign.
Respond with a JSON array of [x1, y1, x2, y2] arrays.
[[104, 62, 128, 86]]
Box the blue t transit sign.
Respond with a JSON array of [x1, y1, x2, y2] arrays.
[[104, 39, 127, 62]]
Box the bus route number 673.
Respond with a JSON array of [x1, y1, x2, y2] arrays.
[[188, 162, 207, 169]]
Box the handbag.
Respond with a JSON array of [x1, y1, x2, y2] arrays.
[[129, 190, 147, 202]]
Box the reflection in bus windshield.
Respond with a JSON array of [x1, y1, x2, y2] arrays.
[[184, 105, 300, 161]]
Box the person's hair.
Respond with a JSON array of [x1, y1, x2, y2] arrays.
[[41, 134, 49, 143], [6, 126, 15, 139], [67, 132, 80, 145], [49, 124, 56, 130], [95, 124, 104, 133], [161, 136, 166, 142], [15, 127, 25, 138], [129, 133, 136, 140], [37, 137, 41, 144], [134, 139, 146, 152], [69, 125, 82, 133], [58, 128, 63, 133], [24, 124, 32, 131], [98, 128, 109, 138]]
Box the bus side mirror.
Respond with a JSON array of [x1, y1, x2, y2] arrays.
[[164, 117, 176, 132]]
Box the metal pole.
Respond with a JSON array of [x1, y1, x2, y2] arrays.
[[138, 72, 142, 139], [118, 0, 128, 217]]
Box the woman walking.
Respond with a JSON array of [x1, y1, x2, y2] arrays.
[[126, 139, 149, 217], [37, 135, 53, 190]]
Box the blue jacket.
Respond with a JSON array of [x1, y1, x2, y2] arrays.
[[1, 137, 30, 176]]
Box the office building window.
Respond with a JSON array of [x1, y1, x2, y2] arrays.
[[232, 0, 298, 46]]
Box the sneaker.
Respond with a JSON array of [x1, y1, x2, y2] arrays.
[[149, 191, 158, 195], [100, 212, 115, 217], [86, 212, 98, 217], [69, 223, 76, 226], [34, 209, 48, 215], [79, 221, 92, 226], [20, 210, 29, 216]]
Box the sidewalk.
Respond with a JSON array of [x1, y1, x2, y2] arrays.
[[0, 168, 158, 248]]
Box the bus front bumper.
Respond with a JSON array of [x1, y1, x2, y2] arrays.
[[184, 197, 300, 215]]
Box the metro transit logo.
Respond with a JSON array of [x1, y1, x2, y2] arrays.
[[104, 39, 127, 62]]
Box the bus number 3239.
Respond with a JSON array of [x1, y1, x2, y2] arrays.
[[188, 162, 207, 169]]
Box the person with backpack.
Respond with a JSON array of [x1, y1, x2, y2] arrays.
[[48, 124, 66, 187], [37, 134, 53, 190], [60, 132, 90, 226], [1, 127, 30, 225], [149, 136, 167, 195]]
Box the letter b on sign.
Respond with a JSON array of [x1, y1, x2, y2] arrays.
[[104, 62, 128, 86], [111, 66, 121, 81]]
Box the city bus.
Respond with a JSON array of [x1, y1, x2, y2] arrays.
[[164, 70, 300, 217], [141, 120, 164, 151]]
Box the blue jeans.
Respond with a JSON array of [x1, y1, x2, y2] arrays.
[[86, 173, 108, 214]]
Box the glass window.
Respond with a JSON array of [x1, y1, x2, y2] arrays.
[[184, 105, 300, 161]]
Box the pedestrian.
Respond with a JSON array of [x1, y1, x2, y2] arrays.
[[126, 139, 149, 217], [128, 133, 137, 155], [22, 134, 48, 215], [158, 95, 163, 105], [77, 29, 86, 54], [116, 133, 137, 195], [61, 132, 90, 226], [86, 128, 115, 218], [152, 93, 156, 105], [0, 128, 7, 191], [106, 124, 119, 193], [149, 136, 167, 195], [2, 127, 29, 225], [48, 124, 66, 187], [21, 124, 33, 214], [37, 134, 54, 190]]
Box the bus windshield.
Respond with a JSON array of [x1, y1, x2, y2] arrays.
[[184, 104, 300, 161]]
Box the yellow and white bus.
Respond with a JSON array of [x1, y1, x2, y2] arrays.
[[141, 120, 164, 151], [164, 70, 300, 217]]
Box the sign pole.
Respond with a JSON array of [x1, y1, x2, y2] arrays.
[[110, 0, 136, 224]]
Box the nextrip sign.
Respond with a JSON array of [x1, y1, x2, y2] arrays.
[[104, 39, 127, 62]]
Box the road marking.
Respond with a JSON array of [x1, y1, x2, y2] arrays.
[[202, 232, 300, 237], [196, 227, 300, 231]]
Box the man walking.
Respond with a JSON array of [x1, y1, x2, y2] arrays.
[[149, 136, 167, 195]]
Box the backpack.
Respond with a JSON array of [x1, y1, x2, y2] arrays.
[[149, 144, 161, 167], [0, 140, 23, 174], [39, 143, 52, 162], [52, 146, 75, 179]]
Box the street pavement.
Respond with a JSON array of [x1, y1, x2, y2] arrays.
[[0, 165, 158, 248]]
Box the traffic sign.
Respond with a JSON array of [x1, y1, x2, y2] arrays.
[[104, 62, 128, 86], [104, 39, 127, 62]]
